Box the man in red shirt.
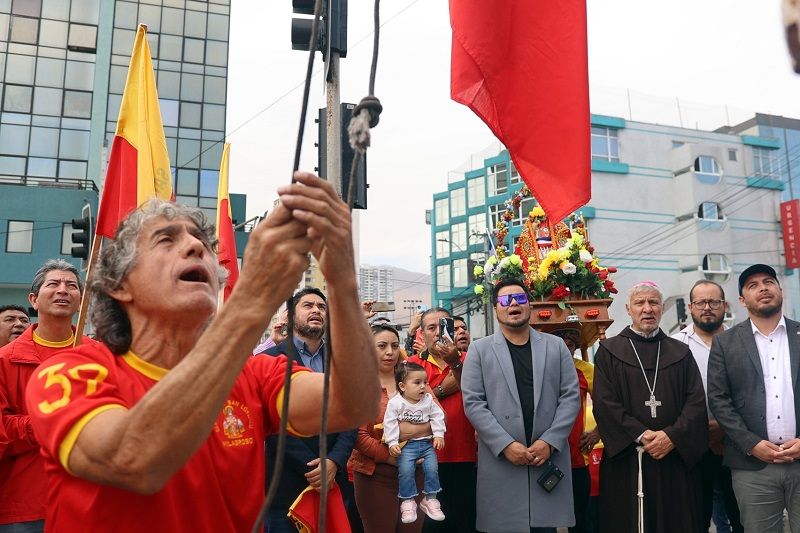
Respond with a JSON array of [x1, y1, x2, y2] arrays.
[[0, 260, 94, 532], [24, 173, 379, 533], [0, 259, 95, 533], [408, 308, 477, 532], [0, 305, 29, 349]]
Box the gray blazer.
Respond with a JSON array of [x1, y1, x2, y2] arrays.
[[707, 317, 800, 470], [461, 328, 580, 531]]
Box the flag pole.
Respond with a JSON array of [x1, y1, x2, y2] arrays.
[[73, 235, 102, 347]]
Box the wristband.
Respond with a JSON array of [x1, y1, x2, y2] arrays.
[[436, 385, 445, 398], [451, 361, 463, 370]]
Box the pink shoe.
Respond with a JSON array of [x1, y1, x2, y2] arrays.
[[419, 497, 445, 521], [400, 499, 417, 524]]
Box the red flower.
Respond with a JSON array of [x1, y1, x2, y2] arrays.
[[607, 266, 617, 273], [599, 270, 608, 280], [586, 245, 595, 253], [550, 285, 571, 300], [609, 287, 619, 294]]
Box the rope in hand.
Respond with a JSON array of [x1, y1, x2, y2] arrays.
[[252, 0, 382, 529]]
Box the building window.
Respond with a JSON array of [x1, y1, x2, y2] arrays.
[[6, 220, 33, 253], [698, 201, 724, 221], [10, 15, 39, 44], [701, 253, 731, 282], [68, 23, 97, 52], [434, 198, 449, 226], [693, 156, 722, 185], [468, 213, 485, 240], [450, 188, 466, 218], [487, 163, 508, 196], [728, 149, 737, 161], [591, 127, 619, 162], [435, 231, 449, 258], [3, 85, 33, 113], [488, 203, 504, 229], [512, 198, 537, 227], [672, 141, 685, 149], [451, 223, 467, 252], [467, 177, 485, 208], [453, 258, 468, 288], [753, 147, 780, 181], [510, 160, 520, 184], [13, 0, 42, 17], [436, 264, 451, 293]]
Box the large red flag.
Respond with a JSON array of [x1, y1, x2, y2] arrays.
[[96, 24, 172, 238], [216, 143, 239, 302], [450, 0, 590, 222]]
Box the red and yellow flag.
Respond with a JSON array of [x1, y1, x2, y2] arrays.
[[96, 24, 172, 238], [216, 143, 239, 302]]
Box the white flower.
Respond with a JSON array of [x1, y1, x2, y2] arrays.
[[579, 249, 593, 263], [560, 262, 577, 275], [499, 257, 510, 270]]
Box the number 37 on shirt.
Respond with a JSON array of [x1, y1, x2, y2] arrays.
[[35, 361, 109, 414]]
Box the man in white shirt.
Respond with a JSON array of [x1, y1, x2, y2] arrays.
[[672, 280, 742, 532], [708, 264, 800, 533]]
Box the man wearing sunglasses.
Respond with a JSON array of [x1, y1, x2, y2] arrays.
[[461, 278, 579, 532], [672, 281, 742, 532]]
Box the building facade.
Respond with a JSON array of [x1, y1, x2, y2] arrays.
[[431, 114, 789, 338], [0, 0, 246, 309]]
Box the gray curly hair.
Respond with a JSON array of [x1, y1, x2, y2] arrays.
[[90, 199, 228, 354]]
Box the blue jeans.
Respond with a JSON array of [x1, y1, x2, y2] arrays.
[[397, 439, 441, 499]]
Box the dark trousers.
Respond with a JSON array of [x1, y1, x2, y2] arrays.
[[422, 461, 477, 533], [570, 466, 591, 533], [699, 450, 742, 533], [354, 463, 424, 533]]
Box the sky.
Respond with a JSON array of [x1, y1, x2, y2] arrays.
[[225, 0, 800, 275]]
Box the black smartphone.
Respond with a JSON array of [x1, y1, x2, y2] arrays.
[[439, 317, 455, 343], [536, 460, 564, 492]]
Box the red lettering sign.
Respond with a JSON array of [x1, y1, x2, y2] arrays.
[[781, 200, 800, 269]]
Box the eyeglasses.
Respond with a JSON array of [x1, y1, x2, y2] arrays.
[[690, 299, 724, 309], [497, 293, 529, 307]]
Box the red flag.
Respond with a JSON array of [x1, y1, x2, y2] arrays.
[[96, 24, 172, 238], [216, 143, 239, 301], [450, 0, 591, 222], [288, 483, 351, 533]]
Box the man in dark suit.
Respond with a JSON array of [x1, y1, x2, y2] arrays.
[[708, 264, 800, 533], [257, 288, 357, 532]]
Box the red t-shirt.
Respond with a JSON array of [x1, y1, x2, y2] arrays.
[[26, 342, 307, 533], [407, 352, 476, 463]]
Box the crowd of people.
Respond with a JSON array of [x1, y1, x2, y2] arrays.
[[0, 172, 796, 533]]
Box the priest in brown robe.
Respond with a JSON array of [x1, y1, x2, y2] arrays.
[[594, 281, 708, 533]]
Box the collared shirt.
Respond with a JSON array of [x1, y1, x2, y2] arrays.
[[672, 323, 728, 414], [293, 335, 325, 373], [251, 337, 276, 355], [752, 317, 795, 444]]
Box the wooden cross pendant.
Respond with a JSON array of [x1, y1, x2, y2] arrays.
[[645, 394, 661, 418]]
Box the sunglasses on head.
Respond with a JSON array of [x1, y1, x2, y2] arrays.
[[497, 293, 529, 307]]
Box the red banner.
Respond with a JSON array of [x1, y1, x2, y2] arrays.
[[781, 199, 800, 269]]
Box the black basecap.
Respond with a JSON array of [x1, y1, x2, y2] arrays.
[[738, 264, 778, 295]]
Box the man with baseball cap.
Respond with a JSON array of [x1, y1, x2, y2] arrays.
[[708, 264, 800, 532]]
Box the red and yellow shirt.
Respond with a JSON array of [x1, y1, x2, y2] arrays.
[[407, 352, 477, 463], [568, 358, 595, 468], [25, 342, 307, 533], [0, 326, 94, 525]]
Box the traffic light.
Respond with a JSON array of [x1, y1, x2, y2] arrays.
[[71, 203, 93, 268], [676, 297, 687, 323], [291, 0, 347, 58], [317, 103, 367, 209]]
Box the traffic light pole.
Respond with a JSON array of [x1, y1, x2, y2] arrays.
[[325, 51, 342, 197]]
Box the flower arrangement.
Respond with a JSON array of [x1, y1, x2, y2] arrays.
[[474, 188, 617, 303]]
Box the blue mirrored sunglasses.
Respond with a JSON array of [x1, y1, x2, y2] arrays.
[[497, 293, 529, 307]]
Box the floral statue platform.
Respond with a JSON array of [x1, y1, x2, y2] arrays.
[[473, 187, 617, 359]]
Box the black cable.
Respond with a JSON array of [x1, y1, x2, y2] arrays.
[[251, 0, 325, 531]]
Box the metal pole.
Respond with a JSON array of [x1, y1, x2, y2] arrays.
[[326, 52, 342, 197]]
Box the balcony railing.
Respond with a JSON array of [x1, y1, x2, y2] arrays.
[[0, 175, 99, 192]]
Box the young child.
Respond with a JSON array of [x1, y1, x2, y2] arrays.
[[382, 361, 447, 524]]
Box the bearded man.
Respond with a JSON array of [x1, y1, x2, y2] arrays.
[[672, 280, 742, 532], [593, 281, 707, 533], [708, 264, 800, 532]]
